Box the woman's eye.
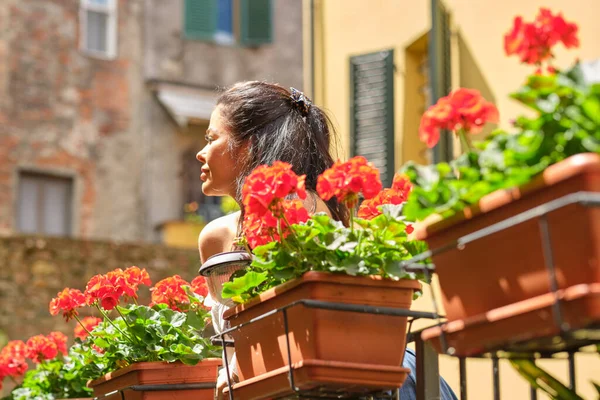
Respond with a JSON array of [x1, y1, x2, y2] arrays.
[[205, 135, 213, 144]]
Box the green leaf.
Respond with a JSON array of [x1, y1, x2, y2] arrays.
[[510, 359, 584, 400], [221, 271, 268, 299]]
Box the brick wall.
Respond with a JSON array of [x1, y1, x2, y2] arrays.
[[0, 0, 147, 241]]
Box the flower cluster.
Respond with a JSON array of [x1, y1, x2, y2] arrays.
[[84, 266, 151, 311], [49, 288, 86, 322], [419, 88, 499, 149], [0, 332, 70, 389], [0, 340, 28, 389], [242, 162, 310, 249], [25, 332, 67, 364], [242, 161, 307, 217], [317, 156, 382, 207], [244, 199, 309, 248], [150, 275, 192, 311], [504, 8, 578, 67], [358, 173, 413, 226]]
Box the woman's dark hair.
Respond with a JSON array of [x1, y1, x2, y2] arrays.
[[217, 81, 349, 225]]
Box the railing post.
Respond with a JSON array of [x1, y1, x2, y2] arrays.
[[416, 336, 441, 400]]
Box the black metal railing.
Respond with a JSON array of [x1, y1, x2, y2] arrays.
[[214, 191, 600, 400]]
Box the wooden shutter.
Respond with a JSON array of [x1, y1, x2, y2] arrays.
[[184, 0, 217, 40], [240, 0, 273, 46], [350, 50, 395, 186], [429, 0, 453, 162]]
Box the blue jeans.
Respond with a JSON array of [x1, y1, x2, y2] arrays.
[[378, 348, 458, 400]]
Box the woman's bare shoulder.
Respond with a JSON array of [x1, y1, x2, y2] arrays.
[[198, 211, 240, 263]]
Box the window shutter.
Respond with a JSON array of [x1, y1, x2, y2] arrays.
[[429, 0, 453, 162], [350, 50, 395, 187], [240, 0, 273, 46], [184, 0, 217, 40]]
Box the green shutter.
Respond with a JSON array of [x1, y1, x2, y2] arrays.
[[184, 0, 217, 40], [240, 0, 273, 46], [429, 0, 453, 162], [350, 50, 395, 187]]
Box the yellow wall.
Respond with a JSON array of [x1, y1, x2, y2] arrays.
[[311, 0, 600, 165], [160, 221, 204, 249], [308, 0, 600, 398]]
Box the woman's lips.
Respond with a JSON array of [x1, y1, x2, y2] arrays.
[[200, 169, 209, 181]]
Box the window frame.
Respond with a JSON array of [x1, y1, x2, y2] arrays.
[[15, 169, 76, 237], [183, 0, 273, 46], [79, 0, 118, 60]]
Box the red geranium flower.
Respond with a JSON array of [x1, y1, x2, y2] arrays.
[[0, 340, 28, 378], [243, 199, 309, 249], [419, 88, 498, 148], [190, 276, 209, 298], [74, 316, 103, 340], [357, 174, 413, 220], [504, 8, 578, 66], [242, 161, 307, 217], [25, 334, 59, 363], [49, 288, 87, 322], [121, 266, 152, 299], [84, 273, 123, 310], [47, 332, 68, 355], [150, 275, 191, 311], [317, 156, 382, 207]]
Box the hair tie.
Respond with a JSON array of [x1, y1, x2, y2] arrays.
[[290, 87, 312, 116]]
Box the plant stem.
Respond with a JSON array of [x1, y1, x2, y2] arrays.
[[94, 304, 136, 344], [116, 307, 143, 345], [281, 214, 302, 251], [73, 315, 93, 337], [458, 129, 473, 153]]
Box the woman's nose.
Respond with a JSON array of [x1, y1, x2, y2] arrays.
[[196, 149, 205, 163]]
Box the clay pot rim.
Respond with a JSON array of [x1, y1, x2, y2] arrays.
[[223, 271, 422, 320], [87, 358, 223, 387], [420, 282, 600, 341], [415, 152, 600, 241]]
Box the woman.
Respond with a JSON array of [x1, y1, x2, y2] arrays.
[[196, 82, 346, 261], [196, 81, 456, 400], [197, 81, 346, 399]]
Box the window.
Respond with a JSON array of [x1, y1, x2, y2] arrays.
[[350, 49, 395, 187], [79, 0, 118, 59], [184, 0, 273, 46], [17, 172, 74, 236], [429, 0, 453, 162]]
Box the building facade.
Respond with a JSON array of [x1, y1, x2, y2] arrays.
[[0, 0, 304, 245], [305, 0, 600, 397]]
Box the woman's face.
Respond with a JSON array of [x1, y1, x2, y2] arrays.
[[196, 106, 241, 197]]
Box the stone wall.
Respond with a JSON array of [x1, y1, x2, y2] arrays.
[[0, 235, 200, 345]]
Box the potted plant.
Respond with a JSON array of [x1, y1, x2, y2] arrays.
[[48, 267, 222, 400], [396, 8, 600, 356], [0, 330, 93, 400], [213, 159, 428, 398]]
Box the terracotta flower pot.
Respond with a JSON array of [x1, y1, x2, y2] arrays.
[[88, 359, 221, 400], [222, 271, 420, 396], [421, 283, 600, 356], [415, 153, 600, 323]]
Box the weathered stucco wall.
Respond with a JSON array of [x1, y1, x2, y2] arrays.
[[0, 235, 200, 344], [144, 0, 304, 89]]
